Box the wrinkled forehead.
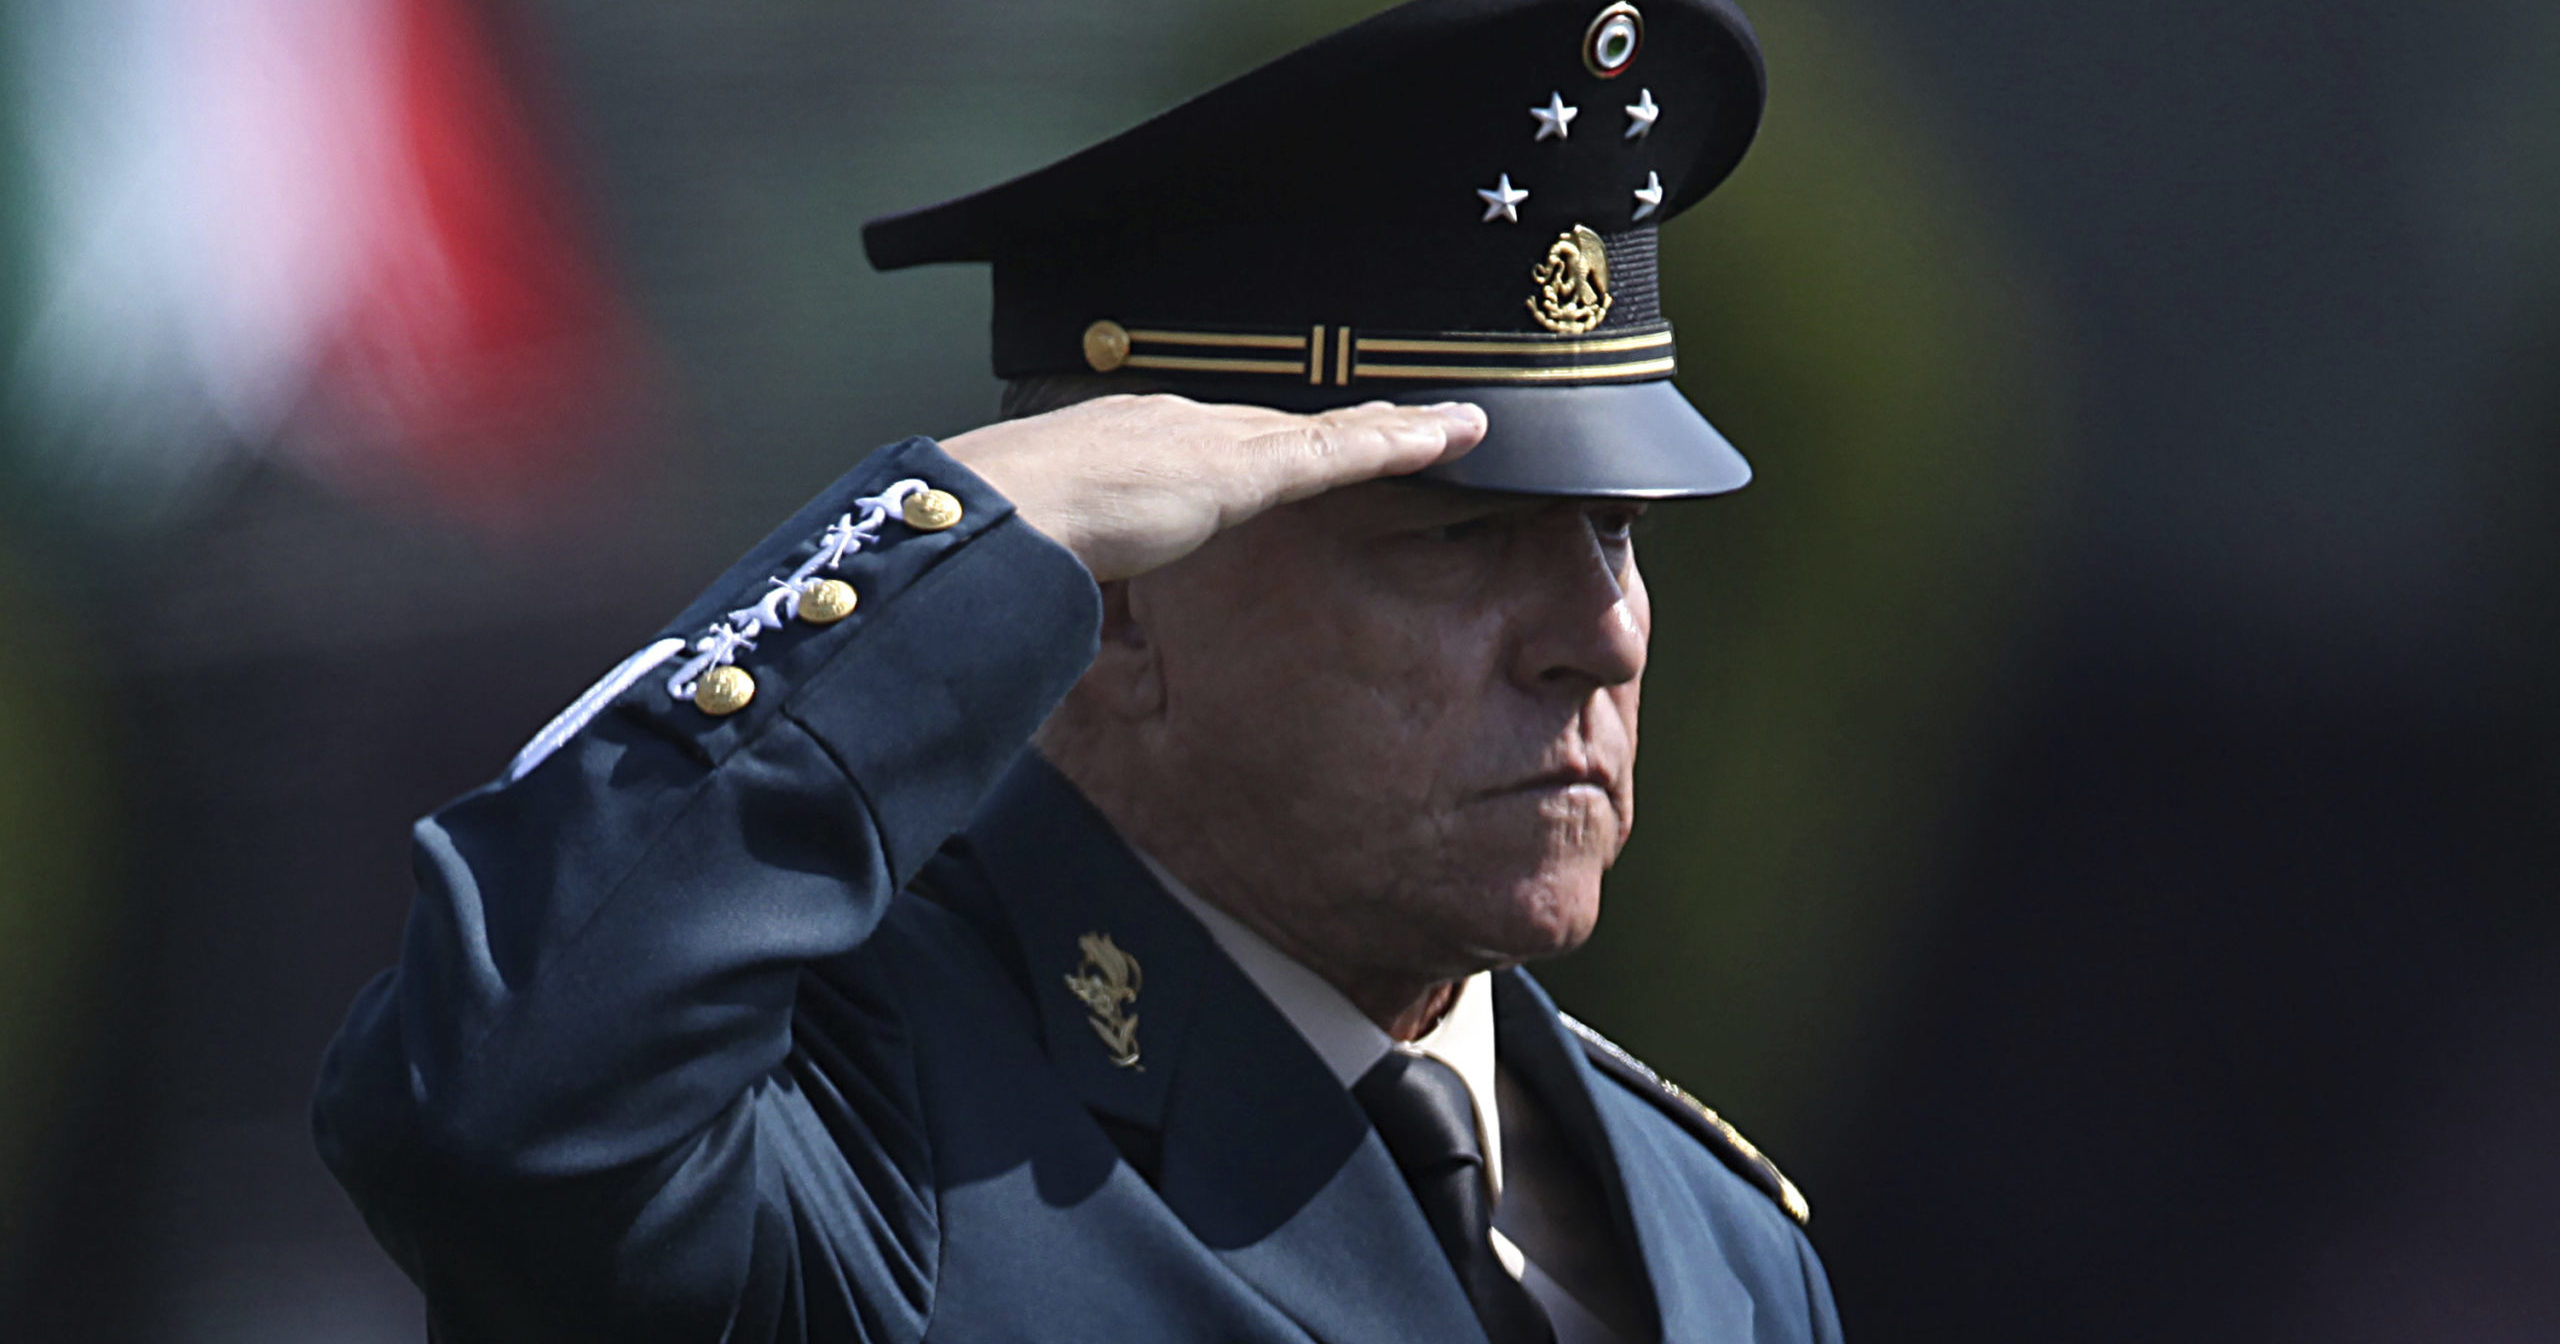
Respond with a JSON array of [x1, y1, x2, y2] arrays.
[[1158, 481, 1648, 614]]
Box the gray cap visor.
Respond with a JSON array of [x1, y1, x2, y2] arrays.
[[1174, 378, 1750, 499]]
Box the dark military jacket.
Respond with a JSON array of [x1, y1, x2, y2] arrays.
[[314, 437, 1843, 1344]]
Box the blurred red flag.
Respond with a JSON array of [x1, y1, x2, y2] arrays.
[[312, 0, 644, 529]]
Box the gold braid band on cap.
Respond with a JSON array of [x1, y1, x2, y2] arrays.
[[1078, 319, 1675, 385], [1083, 321, 1311, 376]]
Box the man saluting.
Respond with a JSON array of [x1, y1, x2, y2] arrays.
[[315, 2, 1840, 1341]]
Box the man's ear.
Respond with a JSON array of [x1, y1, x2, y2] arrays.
[[1082, 579, 1165, 719]]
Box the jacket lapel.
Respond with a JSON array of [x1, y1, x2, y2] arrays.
[[958, 754, 1484, 1344], [1495, 971, 1756, 1344], [950, 754, 1194, 1138]]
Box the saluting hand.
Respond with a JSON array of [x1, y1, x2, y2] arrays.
[[940, 395, 1487, 582]]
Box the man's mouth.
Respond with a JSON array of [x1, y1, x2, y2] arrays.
[[1477, 764, 1615, 801]]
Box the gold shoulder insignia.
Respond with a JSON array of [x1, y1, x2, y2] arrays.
[[1560, 1013, 1811, 1227]]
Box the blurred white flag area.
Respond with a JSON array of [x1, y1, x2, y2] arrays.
[[7, 0, 640, 532]]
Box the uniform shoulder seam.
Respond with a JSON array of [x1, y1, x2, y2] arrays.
[[1559, 1013, 1811, 1227]]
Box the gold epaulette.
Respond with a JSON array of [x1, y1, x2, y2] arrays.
[[1560, 1014, 1811, 1228]]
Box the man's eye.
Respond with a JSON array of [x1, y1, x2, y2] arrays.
[[1420, 517, 1497, 544], [1590, 508, 1643, 542]]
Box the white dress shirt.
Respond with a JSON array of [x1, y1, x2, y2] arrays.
[[1145, 856, 1631, 1344]]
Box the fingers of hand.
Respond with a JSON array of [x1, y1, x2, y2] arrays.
[[1239, 402, 1486, 506], [943, 395, 1485, 580], [1346, 401, 1488, 462]]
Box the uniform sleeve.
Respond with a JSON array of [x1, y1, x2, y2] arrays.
[[311, 436, 1102, 1344]]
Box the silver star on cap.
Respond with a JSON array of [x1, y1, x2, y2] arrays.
[[1625, 88, 1660, 139], [1530, 92, 1580, 141], [1477, 173, 1529, 223], [1632, 170, 1665, 221]]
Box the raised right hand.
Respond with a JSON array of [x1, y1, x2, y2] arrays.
[[938, 395, 1487, 582]]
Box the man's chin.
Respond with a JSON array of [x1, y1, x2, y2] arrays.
[[1436, 798, 1619, 920], [1456, 867, 1607, 967]]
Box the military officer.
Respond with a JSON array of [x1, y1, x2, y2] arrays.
[[314, 1, 1840, 1341]]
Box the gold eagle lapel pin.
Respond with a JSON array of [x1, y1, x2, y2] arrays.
[[1063, 932, 1143, 1070]]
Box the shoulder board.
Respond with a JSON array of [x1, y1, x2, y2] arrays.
[[1560, 1013, 1812, 1228]]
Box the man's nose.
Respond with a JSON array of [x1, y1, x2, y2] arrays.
[[1508, 517, 1648, 694]]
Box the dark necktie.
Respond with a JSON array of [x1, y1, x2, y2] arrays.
[[1354, 1050, 1557, 1344]]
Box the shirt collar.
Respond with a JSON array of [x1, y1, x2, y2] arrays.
[[1143, 852, 1505, 1196]]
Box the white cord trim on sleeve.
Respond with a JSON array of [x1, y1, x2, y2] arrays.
[[504, 636, 689, 783], [663, 478, 933, 703]]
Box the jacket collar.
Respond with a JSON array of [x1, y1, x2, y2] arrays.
[[1495, 972, 1756, 1344]]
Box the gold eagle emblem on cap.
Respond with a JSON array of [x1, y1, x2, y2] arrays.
[[1528, 225, 1614, 334], [1063, 931, 1144, 1069]]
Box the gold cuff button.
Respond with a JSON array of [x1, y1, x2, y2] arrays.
[[798, 578, 859, 624], [693, 665, 757, 716], [903, 488, 964, 532], [1083, 319, 1131, 372]]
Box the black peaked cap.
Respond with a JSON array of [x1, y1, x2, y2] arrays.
[[864, 0, 1767, 498]]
